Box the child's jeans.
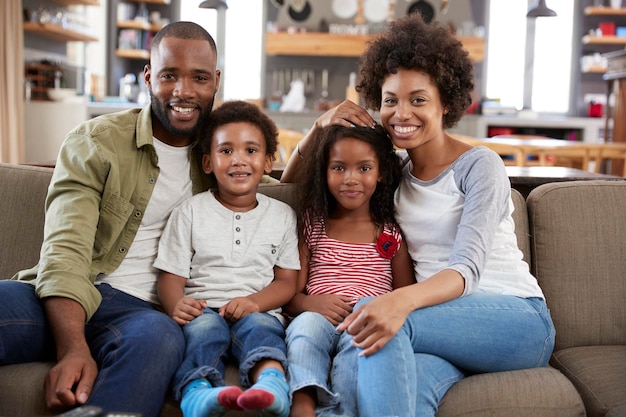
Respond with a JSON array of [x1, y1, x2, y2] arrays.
[[173, 308, 288, 400], [286, 311, 357, 417]]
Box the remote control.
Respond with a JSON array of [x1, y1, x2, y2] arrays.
[[56, 406, 103, 417], [105, 413, 143, 417]]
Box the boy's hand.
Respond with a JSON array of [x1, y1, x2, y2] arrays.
[[171, 297, 205, 325], [219, 297, 259, 322]]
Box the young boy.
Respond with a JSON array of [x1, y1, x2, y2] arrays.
[[154, 100, 299, 417]]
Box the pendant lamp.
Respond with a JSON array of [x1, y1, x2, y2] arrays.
[[199, 0, 228, 9], [527, 0, 557, 17]]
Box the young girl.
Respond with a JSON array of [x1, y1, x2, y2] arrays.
[[283, 125, 414, 417]]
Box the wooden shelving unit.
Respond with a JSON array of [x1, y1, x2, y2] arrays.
[[584, 6, 626, 16], [52, 0, 100, 5], [23, 21, 98, 42], [265, 32, 485, 62], [115, 49, 150, 59], [583, 35, 626, 45], [124, 0, 170, 4], [117, 20, 163, 32], [25, 63, 61, 101]]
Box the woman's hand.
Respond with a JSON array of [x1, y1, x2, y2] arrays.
[[337, 291, 413, 356], [313, 100, 377, 130]]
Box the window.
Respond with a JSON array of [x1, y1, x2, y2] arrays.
[[179, 1, 263, 101], [485, 0, 574, 114]]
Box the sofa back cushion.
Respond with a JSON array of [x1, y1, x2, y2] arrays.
[[527, 180, 626, 350], [257, 184, 531, 263], [0, 164, 53, 280]]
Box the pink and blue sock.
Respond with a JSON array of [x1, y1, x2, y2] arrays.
[[236, 368, 290, 417], [180, 379, 243, 417]]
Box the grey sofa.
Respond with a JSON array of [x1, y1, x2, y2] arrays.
[[1, 162, 624, 417]]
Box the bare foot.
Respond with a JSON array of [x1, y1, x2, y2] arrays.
[[290, 389, 316, 417]]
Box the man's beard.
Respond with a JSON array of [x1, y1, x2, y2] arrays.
[[150, 90, 215, 138]]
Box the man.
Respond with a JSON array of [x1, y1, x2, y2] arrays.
[[0, 22, 219, 417]]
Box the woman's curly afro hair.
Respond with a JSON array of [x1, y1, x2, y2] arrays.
[[357, 13, 475, 129]]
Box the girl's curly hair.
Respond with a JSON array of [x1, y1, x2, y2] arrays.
[[296, 125, 402, 230], [200, 100, 278, 158], [357, 13, 474, 129]]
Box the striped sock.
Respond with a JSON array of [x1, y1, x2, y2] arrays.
[[180, 379, 243, 417], [237, 368, 290, 417]]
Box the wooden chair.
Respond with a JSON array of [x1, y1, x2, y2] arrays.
[[450, 133, 525, 166], [275, 128, 305, 164], [490, 135, 590, 170], [586, 143, 626, 177]]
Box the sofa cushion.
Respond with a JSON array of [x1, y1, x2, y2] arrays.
[[551, 345, 626, 417], [527, 180, 626, 350], [0, 164, 53, 279], [437, 367, 585, 417], [0, 361, 250, 417], [510, 188, 530, 264]]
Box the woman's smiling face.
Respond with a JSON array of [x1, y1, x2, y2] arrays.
[[379, 68, 447, 150]]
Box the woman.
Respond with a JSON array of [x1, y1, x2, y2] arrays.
[[282, 13, 555, 417]]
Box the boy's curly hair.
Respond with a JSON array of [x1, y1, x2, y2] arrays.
[[200, 100, 278, 158], [296, 125, 402, 229], [357, 13, 474, 129]]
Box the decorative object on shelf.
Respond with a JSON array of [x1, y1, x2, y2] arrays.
[[331, 0, 358, 19], [407, 0, 435, 23], [527, 0, 557, 18], [47, 88, 77, 101], [287, 0, 312, 22]]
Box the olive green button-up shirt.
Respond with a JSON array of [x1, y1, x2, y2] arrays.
[[13, 105, 211, 320]]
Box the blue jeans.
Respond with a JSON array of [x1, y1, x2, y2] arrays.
[[285, 311, 357, 417], [355, 294, 555, 417], [173, 308, 288, 400], [0, 281, 185, 417]]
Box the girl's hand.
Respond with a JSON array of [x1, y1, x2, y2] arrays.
[[306, 294, 353, 325], [219, 297, 260, 322], [337, 292, 413, 356], [171, 297, 205, 326]]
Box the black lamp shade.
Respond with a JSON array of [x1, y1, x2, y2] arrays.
[[527, 0, 557, 17]]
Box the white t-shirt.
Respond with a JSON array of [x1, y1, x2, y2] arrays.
[[153, 190, 300, 324], [395, 146, 544, 299], [96, 138, 192, 303]]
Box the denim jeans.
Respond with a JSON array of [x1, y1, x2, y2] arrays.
[[285, 311, 357, 417], [0, 281, 185, 417], [355, 293, 555, 417], [173, 308, 288, 400]]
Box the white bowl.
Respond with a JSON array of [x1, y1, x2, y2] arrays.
[[47, 88, 76, 101]]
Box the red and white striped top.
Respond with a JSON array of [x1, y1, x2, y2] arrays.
[[304, 212, 403, 306]]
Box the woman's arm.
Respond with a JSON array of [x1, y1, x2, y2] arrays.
[[280, 100, 376, 183]]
